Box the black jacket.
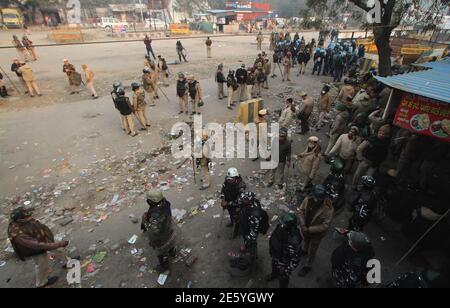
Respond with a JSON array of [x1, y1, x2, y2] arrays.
[[141, 199, 173, 248], [216, 70, 226, 83], [227, 74, 238, 90], [221, 177, 247, 202], [11, 63, 22, 77], [363, 136, 390, 167], [235, 68, 248, 84], [115, 96, 133, 116]]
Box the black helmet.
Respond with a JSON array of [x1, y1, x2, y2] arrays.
[[117, 87, 125, 96], [312, 185, 327, 200], [131, 82, 140, 91], [113, 81, 122, 90], [362, 176, 376, 189], [240, 192, 256, 204]]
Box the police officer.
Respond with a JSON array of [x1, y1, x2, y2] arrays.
[[257, 31, 264, 50], [142, 67, 156, 107], [226, 70, 238, 110], [141, 190, 177, 273], [254, 63, 266, 98], [176, 72, 189, 115], [245, 68, 256, 101], [187, 74, 203, 115], [114, 87, 138, 137], [132, 82, 150, 130], [111, 81, 122, 108], [216, 64, 227, 100], [235, 64, 248, 103], [221, 168, 247, 228], [266, 213, 302, 288]]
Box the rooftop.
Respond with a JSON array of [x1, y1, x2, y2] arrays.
[[375, 58, 450, 104]]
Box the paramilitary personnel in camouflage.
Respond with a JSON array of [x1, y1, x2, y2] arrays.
[[141, 190, 177, 273]]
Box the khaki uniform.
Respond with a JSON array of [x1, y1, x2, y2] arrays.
[[83, 67, 97, 97], [257, 34, 264, 50], [227, 86, 234, 108], [316, 92, 333, 128], [133, 88, 149, 128], [299, 197, 334, 267], [18, 64, 41, 96], [338, 85, 356, 103], [142, 73, 156, 106], [157, 59, 168, 87], [23, 37, 37, 61], [282, 57, 292, 81], [298, 146, 321, 187], [144, 58, 152, 68], [206, 39, 212, 58], [63, 63, 81, 93], [13, 39, 31, 62]]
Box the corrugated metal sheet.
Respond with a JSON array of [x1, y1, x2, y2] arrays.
[[375, 58, 450, 104]]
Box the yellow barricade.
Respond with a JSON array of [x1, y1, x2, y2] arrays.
[[235, 99, 265, 126], [51, 27, 84, 43], [170, 23, 190, 35]]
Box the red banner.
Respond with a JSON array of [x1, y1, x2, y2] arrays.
[[394, 93, 450, 143]]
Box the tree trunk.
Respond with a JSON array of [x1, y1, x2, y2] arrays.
[[374, 27, 393, 77]]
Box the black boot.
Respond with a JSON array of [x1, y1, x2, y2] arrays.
[[155, 256, 170, 273]]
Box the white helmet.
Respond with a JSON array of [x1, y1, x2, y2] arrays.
[[227, 168, 239, 178]]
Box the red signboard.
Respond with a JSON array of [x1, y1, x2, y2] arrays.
[[394, 92, 450, 143]]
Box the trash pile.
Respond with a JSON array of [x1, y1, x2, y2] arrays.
[[0, 137, 198, 260]]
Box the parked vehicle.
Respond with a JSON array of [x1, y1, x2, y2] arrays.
[[0, 8, 23, 29], [100, 17, 129, 31]]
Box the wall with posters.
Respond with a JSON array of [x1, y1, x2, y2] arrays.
[[394, 92, 450, 143]]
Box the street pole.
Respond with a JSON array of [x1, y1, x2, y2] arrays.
[[161, 0, 168, 30], [152, 0, 156, 31], [139, 0, 144, 23]]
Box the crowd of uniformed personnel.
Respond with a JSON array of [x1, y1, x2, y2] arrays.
[[5, 30, 450, 290]]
